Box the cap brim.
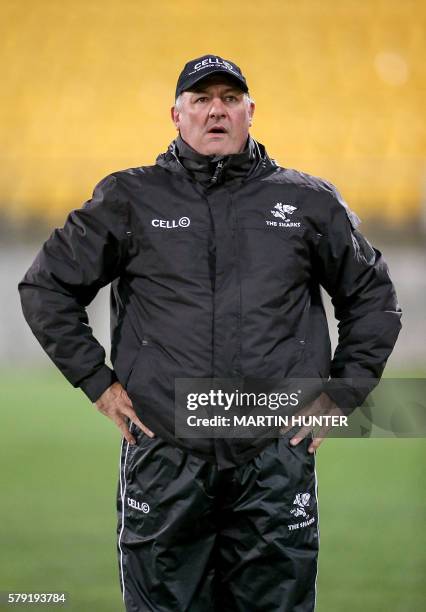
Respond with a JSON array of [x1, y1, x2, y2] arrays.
[[181, 69, 248, 95]]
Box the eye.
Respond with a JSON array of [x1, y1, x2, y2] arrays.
[[224, 95, 238, 102], [195, 96, 208, 103]]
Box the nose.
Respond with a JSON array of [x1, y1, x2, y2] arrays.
[[209, 96, 227, 119]]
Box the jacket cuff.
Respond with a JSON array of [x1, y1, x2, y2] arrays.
[[78, 365, 118, 403], [322, 379, 364, 416]]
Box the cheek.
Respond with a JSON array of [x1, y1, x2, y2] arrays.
[[181, 113, 203, 133], [233, 111, 251, 132]]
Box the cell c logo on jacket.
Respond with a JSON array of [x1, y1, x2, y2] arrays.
[[178, 216, 190, 227], [151, 217, 191, 229]]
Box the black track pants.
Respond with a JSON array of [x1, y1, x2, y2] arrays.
[[117, 425, 319, 612]]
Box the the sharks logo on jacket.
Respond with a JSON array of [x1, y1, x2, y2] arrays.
[[271, 202, 297, 222]]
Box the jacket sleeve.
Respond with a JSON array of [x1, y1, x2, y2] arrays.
[[312, 183, 402, 415], [18, 174, 130, 403]]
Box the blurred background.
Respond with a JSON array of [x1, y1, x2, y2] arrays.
[[0, 1, 425, 611]]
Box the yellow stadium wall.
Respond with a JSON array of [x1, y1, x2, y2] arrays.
[[1, 0, 425, 225]]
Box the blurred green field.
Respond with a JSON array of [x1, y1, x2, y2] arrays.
[[1, 367, 425, 612]]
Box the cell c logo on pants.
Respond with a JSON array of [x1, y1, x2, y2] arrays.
[[151, 217, 191, 229], [127, 497, 150, 513]]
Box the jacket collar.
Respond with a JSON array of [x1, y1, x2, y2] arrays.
[[156, 134, 277, 187]]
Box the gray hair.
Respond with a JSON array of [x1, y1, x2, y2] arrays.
[[174, 92, 254, 111]]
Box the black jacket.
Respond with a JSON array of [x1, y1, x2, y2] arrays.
[[18, 136, 402, 468]]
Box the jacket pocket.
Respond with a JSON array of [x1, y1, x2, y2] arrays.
[[123, 339, 150, 389], [301, 337, 331, 380], [125, 339, 187, 413]]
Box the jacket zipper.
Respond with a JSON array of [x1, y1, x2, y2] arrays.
[[210, 160, 224, 184]]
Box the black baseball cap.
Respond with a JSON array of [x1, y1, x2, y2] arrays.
[[175, 54, 249, 99]]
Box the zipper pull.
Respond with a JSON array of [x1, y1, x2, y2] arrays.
[[210, 159, 224, 184]]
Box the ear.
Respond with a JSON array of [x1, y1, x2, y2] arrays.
[[171, 105, 180, 130], [248, 101, 255, 126]]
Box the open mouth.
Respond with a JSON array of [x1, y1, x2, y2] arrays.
[[207, 126, 227, 134]]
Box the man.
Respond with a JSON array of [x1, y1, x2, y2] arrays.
[[18, 54, 402, 611]]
